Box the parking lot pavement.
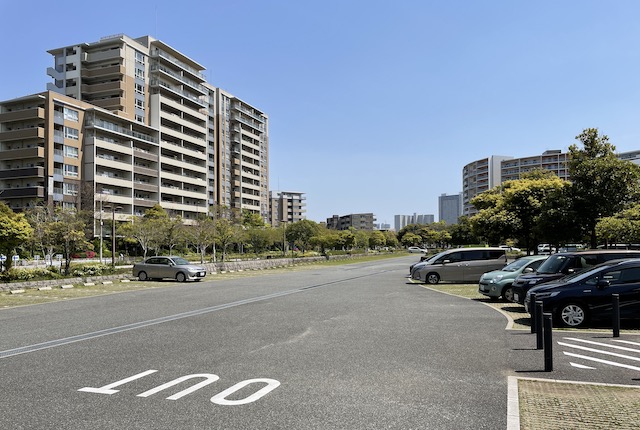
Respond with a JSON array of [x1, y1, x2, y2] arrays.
[[506, 326, 640, 429]]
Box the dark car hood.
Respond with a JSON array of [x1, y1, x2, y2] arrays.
[[528, 281, 567, 294], [517, 272, 565, 282]]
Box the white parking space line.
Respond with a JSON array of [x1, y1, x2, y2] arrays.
[[563, 352, 640, 372], [563, 337, 640, 354], [558, 341, 640, 362], [569, 362, 596, 369]]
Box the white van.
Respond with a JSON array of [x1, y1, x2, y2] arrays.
[[410, 247, 507, 284]]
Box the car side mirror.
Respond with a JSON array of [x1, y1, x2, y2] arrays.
[[442, 259, 451, 264], [596, 279, 610, 289], [523, 267, 534, 273], [566, 268, 575, 274]]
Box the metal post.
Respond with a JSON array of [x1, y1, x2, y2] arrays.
[[612, 293, 620, 338], [111, 207, 116, 267], [536, 301, 544, 350], [530, 293, 537, 333], [99, 200, 103, 264], [544, 313, 553, 372]]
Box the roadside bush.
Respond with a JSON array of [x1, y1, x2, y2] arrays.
[[70, 264, 112, 277], [0, 267, 62, 282]]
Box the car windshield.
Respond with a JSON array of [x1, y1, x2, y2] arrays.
[[421, 250, 450, 265], [171, 257, 190, 265], [501, 258, 531, 272], [557, 262, 617, 284], [536, 255, 569, 274]]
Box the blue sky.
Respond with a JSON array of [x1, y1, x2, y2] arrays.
[[2, 1, 640, 226]]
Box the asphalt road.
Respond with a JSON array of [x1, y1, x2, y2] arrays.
[[0, 256, 529, 429]]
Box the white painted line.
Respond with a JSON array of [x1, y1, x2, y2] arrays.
[[506, 376, 520, 430], [612, 339, 640, 347], [61, 285, 74, 289], [38, 286, 52, 291], [79, 370, 158, 395], [570, 362, 596, 369], [563, 337, 640, 354], [563, 352, 640, 371], [558, 341, 640, 362], [10, 290, 25, 294]]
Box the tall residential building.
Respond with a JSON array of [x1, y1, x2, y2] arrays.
[[438, 193, 462, 225], [462, 150, 640, 216], [462, 155, 512, 216], [0, 34, 269, 228], [326, 213, 375, 231], [269, 191, 306, 226]]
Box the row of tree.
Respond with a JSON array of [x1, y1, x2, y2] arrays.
[[397, 128, 640, 253], [0, 202, 400, 275]]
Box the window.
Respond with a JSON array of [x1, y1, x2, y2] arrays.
[[135, 99, 144, 109], [135, 51, 145, 65], [135, 83, 144, 94], [63, 107, 79, 122], [63, 164, 78, 177], [62, 202, 76, 210], [63, 183, 78, 196], [64, 127, 79, 140], [135, 68, 145, 79], [64, 145, 79, 158]]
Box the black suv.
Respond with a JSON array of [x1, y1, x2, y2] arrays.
[[511, 250, 640, 304], [524, 259, 640, 327]]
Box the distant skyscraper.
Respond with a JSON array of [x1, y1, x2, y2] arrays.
[[439, 193, 462, 225], [394, 213, 434, 231]]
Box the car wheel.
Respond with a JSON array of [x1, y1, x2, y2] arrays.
[[426, 273, 440, 284], [138, 271, 148, 281], [558, 302, 588, 328], [176, 272, 186, 282], [502, 286, 514, 302]]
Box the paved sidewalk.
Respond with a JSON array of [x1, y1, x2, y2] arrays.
[[513, 377, 640, 429]]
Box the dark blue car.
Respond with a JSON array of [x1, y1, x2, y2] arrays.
[[524, 259, 640, 328]]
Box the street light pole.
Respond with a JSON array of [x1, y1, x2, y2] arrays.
[[104, 205, 122, 267]]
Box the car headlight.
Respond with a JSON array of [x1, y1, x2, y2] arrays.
[[490, 275, 504, 283], [528, 278, 542, 285], [527, 291, 559, 300]]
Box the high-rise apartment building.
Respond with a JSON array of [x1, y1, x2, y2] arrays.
[[269, 191, 306, 226], [326, 213, 375, 231], [0, 34, 269, 230], [438, 193, 462, 225], [462, 155, 512, 216]]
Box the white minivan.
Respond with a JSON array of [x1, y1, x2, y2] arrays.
[[410, 247, 507, 284]]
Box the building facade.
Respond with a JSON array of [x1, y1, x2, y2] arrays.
[[438, 193, 462, 225], [394, 213, 435, 231], [326, 213, 375, 231], [269, 191, 306, 226], [462, 150, 640, 216], [0, 34, 269, 231]]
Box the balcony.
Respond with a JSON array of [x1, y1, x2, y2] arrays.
[[0, 186, 45, 198], [0, 127, 45, 142], [0, 107, 45, 123], [0, 146, 45, 160], [81, 65, 125, 79], [81, 81, 125, 95], [0, 166, 44, 179]]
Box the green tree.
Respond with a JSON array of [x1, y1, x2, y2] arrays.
[[215, 218, 237, 261], [25, 203, 57, 265], [569, 128, 640, 248], [286, 220, 321, 252], [449, 216, 479, 246], [0, 203, 33, 270], [49, 208, 91, 275], [185, 215, 216, 263], [368, 230, 385, 249]]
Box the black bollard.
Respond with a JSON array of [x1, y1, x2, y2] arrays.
[[536, 301, 544, 350], [544, 313, 553, 372], [612, 294, 620, 338], [530, 293, 537, 333]]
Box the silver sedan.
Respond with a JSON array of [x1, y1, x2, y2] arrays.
[[133, 256, 206, 282]]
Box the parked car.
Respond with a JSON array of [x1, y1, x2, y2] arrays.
[[499, 245, 522, 253], [410, 247, 507, 284], [478, 255, 547, 301], [407, 246, 428, 253], [133, 256, 206, 282], [524, 258, 640, 328], [511, 250, 640, 304]]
